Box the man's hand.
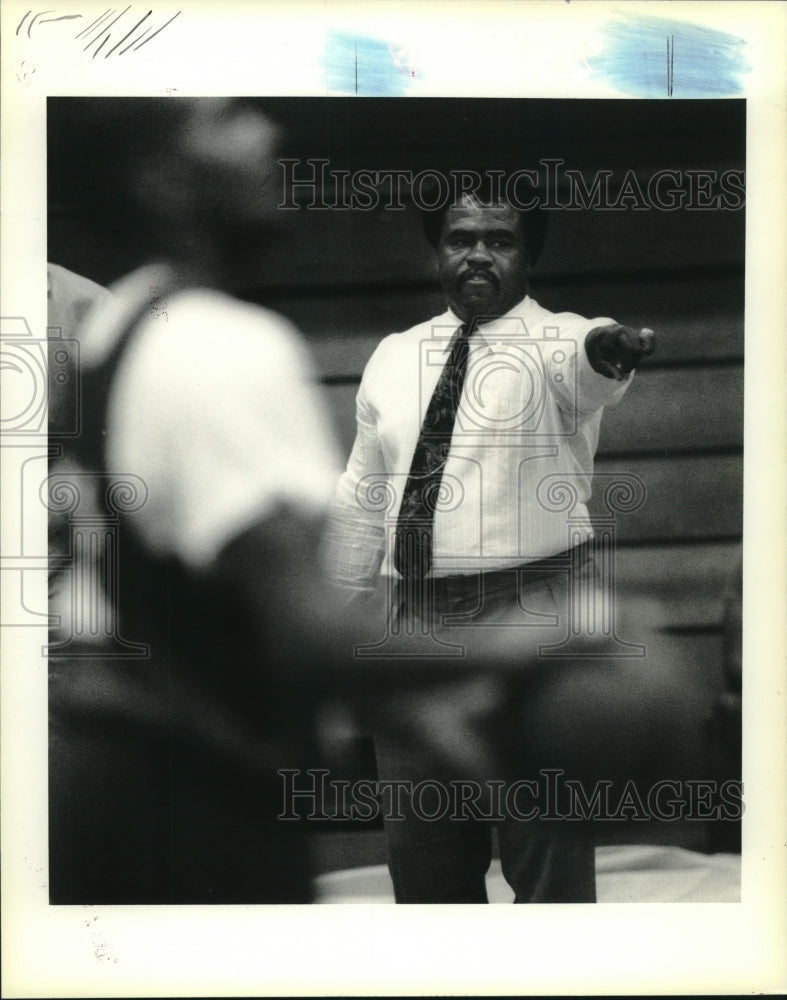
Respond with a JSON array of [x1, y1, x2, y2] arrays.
[[585, 324, 655, 380]]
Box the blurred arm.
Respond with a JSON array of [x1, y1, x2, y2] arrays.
[[321, 379, 389, 603]]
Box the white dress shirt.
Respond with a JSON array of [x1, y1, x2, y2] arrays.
[[326, 295, 632, 592]]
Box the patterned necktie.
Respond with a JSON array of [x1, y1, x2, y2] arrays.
[[394, 323, 474, 578]]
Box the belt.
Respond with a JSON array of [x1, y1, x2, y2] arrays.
[[400, 541, 593, 604]]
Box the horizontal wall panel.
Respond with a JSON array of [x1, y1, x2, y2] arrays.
[[240, 202, 743, 289], [273, 271, 743, 373], [614, 542, 741, 629], [323, 383, 362, 458], [320, 368, 744, 461], [598, 366, 743, 454], [536, 207, 744, 278], [287, 289, 444, 360], [589, 454, 742, 544], [530, 276, 744, 363], [277, 97, 743, 166]]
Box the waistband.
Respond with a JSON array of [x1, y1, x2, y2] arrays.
[[398, 541, 594, 604]]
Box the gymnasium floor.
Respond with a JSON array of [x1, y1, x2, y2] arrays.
[[314, 844, 741, 903]]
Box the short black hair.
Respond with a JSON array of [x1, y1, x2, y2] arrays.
[[419, 173, 549, 266]]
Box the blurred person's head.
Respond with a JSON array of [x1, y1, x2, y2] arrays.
[[135, 98, 284, 247], [53, 97, 284, 288]]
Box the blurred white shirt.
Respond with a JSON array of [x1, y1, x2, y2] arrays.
[[80, 264, 341, 570]]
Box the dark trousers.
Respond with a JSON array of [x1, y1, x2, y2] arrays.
[[375, 546, 598, 904]]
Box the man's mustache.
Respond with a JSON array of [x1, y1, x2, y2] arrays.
[[461, 269, 499, 289]]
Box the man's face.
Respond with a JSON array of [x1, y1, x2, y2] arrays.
[[437, 202, 529, 323]]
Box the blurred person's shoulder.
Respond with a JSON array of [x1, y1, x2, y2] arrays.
[[165, 286, 309, 364], [47, 261, 114, 336], [80, 264, 311, 381]]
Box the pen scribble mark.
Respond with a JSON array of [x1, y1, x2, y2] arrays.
[[130, 10, 180, 52], [122, 24, 152, 52], [40, 14, 83, 24], [76, 9, 112, 39], [587, 12, 748, 97], [78, 7, 181, 58], [83, 6, 130, 52], [667, 34, 674, 96], [18, 5, 182, 64], [17, 7, 83, 42], [322, 30, 418, 96], [28, 10, 55, 38], [16, 59, 37, 86], [105, 9, 151, 58]]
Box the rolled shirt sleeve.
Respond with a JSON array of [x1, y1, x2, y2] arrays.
[[323, 373, 389, 597]]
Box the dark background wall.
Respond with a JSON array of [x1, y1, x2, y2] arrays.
[[48, 97, 744, 852]]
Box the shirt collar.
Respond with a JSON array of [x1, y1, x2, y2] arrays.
[[443, 295, 535, 352]]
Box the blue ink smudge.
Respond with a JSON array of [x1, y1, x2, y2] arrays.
[[587, 13, 749, 97], [322, 31, 418, 96]]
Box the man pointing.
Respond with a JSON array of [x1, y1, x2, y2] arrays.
[[325, 187, 655, 903]]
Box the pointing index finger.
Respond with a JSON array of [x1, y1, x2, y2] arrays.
[[638, 327, 656, 357]]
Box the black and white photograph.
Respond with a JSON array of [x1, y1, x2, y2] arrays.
[[1, 2, 785, 996], [44, 94, 746, 904]]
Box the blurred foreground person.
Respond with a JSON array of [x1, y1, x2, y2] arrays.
[[48, 99, 342, 903], [47, 262, 114, 608], [47, 260, 114, 443]]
